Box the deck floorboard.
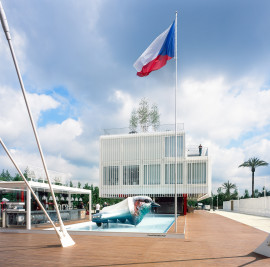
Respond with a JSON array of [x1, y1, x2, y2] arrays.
[[1, 210, 270, 266]]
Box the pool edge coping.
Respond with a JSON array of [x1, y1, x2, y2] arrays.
[[0, 228, 185, 238]]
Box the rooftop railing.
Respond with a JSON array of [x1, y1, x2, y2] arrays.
[[26, 165, 71, 186], [186, 145, 208, 157], [103, 123, 184, 135]]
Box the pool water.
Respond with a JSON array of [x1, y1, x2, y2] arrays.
[[65, 214, 175, 233]]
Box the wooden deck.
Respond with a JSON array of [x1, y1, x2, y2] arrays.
[[1, 210, 270, 266]]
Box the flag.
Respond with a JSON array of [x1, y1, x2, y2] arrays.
[[133, 21, 175, 77]]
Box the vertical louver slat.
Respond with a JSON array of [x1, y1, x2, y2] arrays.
[[99, 127, 210, 201]]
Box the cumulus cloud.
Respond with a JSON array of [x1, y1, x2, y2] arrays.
[[179, 76, 270, 144], [0, 86, 99, 185], [38, 118, 99, 163], [0, 148, 99, 186], [107, 90, 139, 127], [0, 27, 28, 87], [0, 86, 59, 148]]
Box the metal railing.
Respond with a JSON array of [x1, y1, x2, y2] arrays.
[[26, 166, 71, 185], [186, 146, 208, 157], [103, 123, 184, 135]]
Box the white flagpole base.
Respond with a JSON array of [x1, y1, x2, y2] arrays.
[[59, 231, 75, 248], [254, 234, 270, 257], [58, 222, 75, 247]]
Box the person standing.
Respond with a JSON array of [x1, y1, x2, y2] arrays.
[[199, 144, 202, 156], [96, 203, 100, 213]]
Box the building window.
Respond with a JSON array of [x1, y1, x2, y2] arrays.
[[103, 166, 119, 185], [123, 165, 139, 185], [165, 136, 184, 157], [187, 162, 206, 184], [165, 163, 183, 184], [144, 164, 160, 185]]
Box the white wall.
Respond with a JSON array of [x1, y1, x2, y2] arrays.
[[223, 197, 270, 217], [223, 200, 231, 211]]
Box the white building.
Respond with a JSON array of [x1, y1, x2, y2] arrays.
[[99, 124, 211, 214]]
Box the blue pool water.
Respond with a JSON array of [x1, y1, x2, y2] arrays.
[[64, 214, 175, 233]]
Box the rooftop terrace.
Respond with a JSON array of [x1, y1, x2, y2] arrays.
[[103, 123, 185, 135]]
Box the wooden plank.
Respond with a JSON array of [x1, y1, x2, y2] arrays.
[[1, 210, 270, 266]]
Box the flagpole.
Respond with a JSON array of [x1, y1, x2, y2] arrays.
[[174, 11, 178, 233], [0, 1, 74, 247]]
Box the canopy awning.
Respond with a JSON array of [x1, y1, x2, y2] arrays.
[[197, 193, 210, 201], [0, 181, 91, 195]]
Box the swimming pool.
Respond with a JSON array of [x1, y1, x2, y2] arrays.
[[64, 214, 175, 233]]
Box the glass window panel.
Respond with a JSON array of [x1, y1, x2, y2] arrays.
[[165, 163, 183, 184], [165, 136, 184, 157], [144, 166, 147, 185], [187, 162, 206, 184], [103, 166, 119, 185], [144, 165, 160, 185], [123, 165, 139, 185]]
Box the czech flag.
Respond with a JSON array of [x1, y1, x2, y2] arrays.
[[133, 21, 175, 77]]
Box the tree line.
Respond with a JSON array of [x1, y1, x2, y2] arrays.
[[194, 180, 270, 208]]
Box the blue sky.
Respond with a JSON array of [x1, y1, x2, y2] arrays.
[[1, 0, 270, 195]]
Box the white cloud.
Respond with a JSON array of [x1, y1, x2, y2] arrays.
[[12, 28, 28, 73], [0, 148, 99, 185], [108, 90, 138, 127], [38, 117, 99, 164], [43, 153, 99, 185], [208, 136, 270, 195], [39, 118, 82, 145], [0, 86, 59, 148], [179, 76, 270, 145], [0, 153, 16, 174], [0, 87, 99, 185], [29, 92, 60, 122], [39, 118, 83, 158]]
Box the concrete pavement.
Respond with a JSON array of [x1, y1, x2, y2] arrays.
[[215, 210, 270, 233]]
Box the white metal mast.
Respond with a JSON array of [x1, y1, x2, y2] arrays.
[[0, 1, 74, 247], [174, 11, 178, 233]]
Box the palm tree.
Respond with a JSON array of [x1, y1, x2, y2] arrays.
[[217, 187, 222, 195], [239, 157, 269, 198], [222, 180, 237, 200]]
